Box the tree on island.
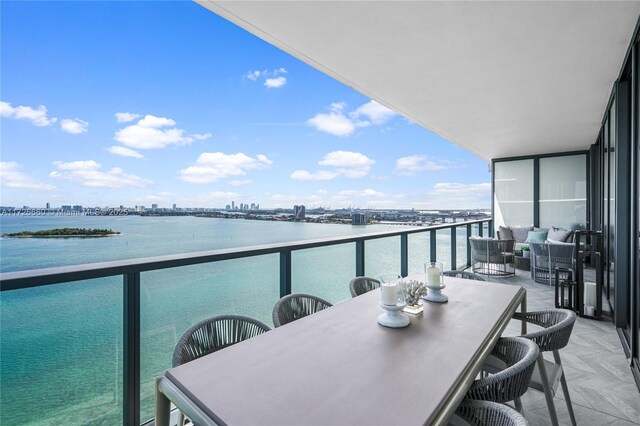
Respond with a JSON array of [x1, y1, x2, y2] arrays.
[[3, 228, 121, 237]]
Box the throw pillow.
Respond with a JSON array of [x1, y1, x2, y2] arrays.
[[511, 226, 534, 243], [525, 230, 548, 244], [547, 227, 571, 243], [497, 226, 514, 241]]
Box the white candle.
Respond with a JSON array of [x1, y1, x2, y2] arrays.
[[427, 267, 441, 286], [584, 282, 597, 307], [586, 305, 595, 317], [381, 283, 398, 306]]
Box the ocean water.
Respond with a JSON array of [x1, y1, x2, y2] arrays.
[[0, 216, 476, 425]]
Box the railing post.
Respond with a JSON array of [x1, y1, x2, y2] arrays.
[[280, 251, 292, 297], [356, 239, 365, 276], [450, 226, 457, 270], [123, 272, 140, 426], [400, 234, 408, 277], [479, 222, 484, 237], [430, 230, 437, 263], [466, 223, 472, 267]]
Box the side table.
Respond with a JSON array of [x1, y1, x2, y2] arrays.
[[514, 255, 530, 271]]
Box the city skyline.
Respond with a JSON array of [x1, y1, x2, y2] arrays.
[[0, 2, 490, 210]]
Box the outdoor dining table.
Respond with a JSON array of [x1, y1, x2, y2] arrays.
[[155, 275, 526, 426]]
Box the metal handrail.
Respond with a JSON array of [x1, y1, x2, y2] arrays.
[[0, 217, 491, 425], [0, 218, 490, 291]]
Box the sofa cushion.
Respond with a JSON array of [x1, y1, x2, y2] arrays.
[[511, 226, 534, 243], [547, 227, 571, 243], [525, 230, 548, 243], [497, 226, 514, 241]]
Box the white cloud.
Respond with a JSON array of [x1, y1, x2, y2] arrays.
[[412, 182, 491, 209], [114, 114, 211, 150], [350, 100, 397, 126], [290, 170, 339, 181], [0, 162, 56, 190], [115, 112, 141, 123], [264, 76, 287, 88], [245, 70, 262, 81], [246, 68, 288, 87], [229, 179, 252, 187], [139, 191, 240, 207], [335, 189, 385, 198], [50, 160, 152, 188], [0, 101, 58, 127], [60, 118, 89, 134], [107, 146, 144, 159], [292, 151, 375, 181], [179, 152, 272, 184], [307, 100, 396, 136], [307, 111, 355, 137], [395, 155, 449, 175]]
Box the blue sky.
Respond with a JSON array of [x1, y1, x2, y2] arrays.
[[0, 1, 490, 210]]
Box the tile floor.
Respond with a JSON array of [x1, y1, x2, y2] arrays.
[[483, 268, 640, 425]]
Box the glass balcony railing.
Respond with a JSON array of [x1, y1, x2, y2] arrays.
[[0, 218, 491, 425]]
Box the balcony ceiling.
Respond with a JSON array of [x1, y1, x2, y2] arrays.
[[196, 1, 640, 160]]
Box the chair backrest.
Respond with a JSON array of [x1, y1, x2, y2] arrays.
[[442, 270, 486, 281], [272, 293, 333, 328], [470, 238, 514, 254], [466, 337, 539, 403], [172, 315, 271, 367], [456, 400, 529, 426], [513, 309, 577, 352], [349, 276, 381, 297]]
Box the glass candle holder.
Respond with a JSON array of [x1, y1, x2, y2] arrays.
[[379, 274, 405, 306], [425, 261, 444, 288]]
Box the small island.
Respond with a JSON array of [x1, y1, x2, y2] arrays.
[[3, 228, 121, 238]]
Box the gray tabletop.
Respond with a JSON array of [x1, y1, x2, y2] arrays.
[[158, 276, 525, 426]]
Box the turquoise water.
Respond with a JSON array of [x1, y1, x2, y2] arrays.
[[0, 216, 475, 424]]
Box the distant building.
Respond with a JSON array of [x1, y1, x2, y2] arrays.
[[256, 204, 260, 210], [225, 205, 231, 211], [231, 201, 235, 210], [172, 203, 177, 210], [293, 205, 306, 219], [352, 213, 367, 225], [46, 202, 50, 209], [250, 203, 256, 210], [151, 203, 158, 210]]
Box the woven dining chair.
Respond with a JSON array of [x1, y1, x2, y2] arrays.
[[172, 315, 271, 426], [272, 293, 333, 327], [513, 309, 577, 426], [466, 337, 539, 412], [442, 270, 486, 281], [349, 276, 381, 297], [456, 400, 529, 426]]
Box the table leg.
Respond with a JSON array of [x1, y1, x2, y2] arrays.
[[521, 291, 527, 335], [155, 377, 171, 426]]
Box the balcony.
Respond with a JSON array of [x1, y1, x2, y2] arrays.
[[2, 217, 638, 425]]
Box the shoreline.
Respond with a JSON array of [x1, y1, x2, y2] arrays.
[[3, 234, 121, 239]]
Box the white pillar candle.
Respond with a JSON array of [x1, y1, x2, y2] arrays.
[[427, 267, 441, 286], [586, 305, 595, 317], [584, 282, 597, 307], [381, 283, 397, 306]]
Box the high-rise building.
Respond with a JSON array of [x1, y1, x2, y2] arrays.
[[352, 213, 366, 225], [152, 204, 158, 210], [293, 205, 306, 219], [225, 205, 231, 211], [46, 202, 50, 209], [231, 201, 236, 210], [172, 204, 177, 210]]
